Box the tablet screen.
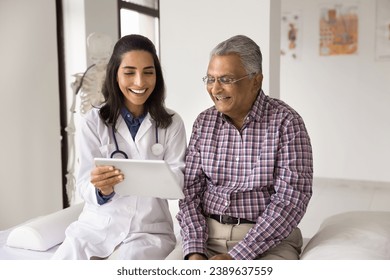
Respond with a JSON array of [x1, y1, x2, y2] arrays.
[[94, 158, 184, 199]]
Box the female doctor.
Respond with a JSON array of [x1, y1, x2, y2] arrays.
[[52, 34, 187, 260]]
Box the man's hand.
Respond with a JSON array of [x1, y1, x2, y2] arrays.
[[188, 253, 208, 260], [209, 253, 233, 260]]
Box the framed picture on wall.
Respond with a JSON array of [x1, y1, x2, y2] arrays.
[[281, 11, 302, 60], [375, 0, 390, 61], [319, 3, 359, 56]]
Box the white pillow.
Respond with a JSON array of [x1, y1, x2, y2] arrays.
[[301, 211, 390, 260], [6, 203, 84, 251]]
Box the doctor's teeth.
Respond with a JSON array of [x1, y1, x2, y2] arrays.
[[131, 89, 146, 94]]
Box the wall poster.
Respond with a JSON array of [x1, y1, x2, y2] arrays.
[[281, 11, 302, 60], [375, 0, 390, 60], [319, 3, 359, 56]]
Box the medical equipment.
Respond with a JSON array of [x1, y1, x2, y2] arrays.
[[110, 125, 164, 158]]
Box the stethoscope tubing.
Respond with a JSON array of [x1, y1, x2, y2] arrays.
[[111, 127, 128, 159], [110, 125, 163, 158]]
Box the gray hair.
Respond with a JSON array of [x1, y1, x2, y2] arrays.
[[210, 35, 262, 74]]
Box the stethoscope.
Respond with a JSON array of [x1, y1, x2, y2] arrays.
[[110, 125, 164, 158]]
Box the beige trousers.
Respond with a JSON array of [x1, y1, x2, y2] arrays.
[[166, 218, 303, 260]]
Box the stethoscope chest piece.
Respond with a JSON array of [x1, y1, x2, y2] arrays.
[[151, 143, 164, 156]]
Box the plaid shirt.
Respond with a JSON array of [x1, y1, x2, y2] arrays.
[[177, 91, 313, 260]]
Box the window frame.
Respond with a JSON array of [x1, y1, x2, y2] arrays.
[[117, 0, 160, 39]]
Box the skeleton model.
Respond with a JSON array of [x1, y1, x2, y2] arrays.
[[65, 33, 113, 205], [80, 32, 113, 113]]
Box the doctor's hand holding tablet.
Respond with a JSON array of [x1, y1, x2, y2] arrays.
[[90, 165, 124, 196], [94, 158, 184, 199]]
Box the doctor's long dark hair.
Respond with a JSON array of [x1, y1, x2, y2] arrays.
[[99, 34, 172, 129]]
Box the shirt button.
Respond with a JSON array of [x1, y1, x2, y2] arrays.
[[225, 201, 229, 206], [235, 157, 239, 161]]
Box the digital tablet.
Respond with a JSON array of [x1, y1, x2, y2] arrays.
[[94, 158, 184, 199]]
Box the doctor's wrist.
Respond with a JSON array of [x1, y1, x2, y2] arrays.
[[96, 187, 114, 198], [99, 188, 114, 196]]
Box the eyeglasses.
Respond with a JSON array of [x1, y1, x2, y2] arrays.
[[202, 72, 256, 86]]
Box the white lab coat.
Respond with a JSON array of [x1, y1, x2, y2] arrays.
[[52, 107, 187, 260]]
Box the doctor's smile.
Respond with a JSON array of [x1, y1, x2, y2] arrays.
[[129, 88, 147, 94]]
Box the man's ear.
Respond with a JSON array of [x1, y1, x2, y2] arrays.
[[254, 73, 263, 92]]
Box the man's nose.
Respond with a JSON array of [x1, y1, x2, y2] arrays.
[[209, 79, 223, 93]]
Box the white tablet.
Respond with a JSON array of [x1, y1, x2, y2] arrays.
[[94, 158, 184, 199]]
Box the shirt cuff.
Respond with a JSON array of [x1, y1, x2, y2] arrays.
[[229, 241, 259, 260], [95, 188, 115, 205], [182, 239, 208, 259]]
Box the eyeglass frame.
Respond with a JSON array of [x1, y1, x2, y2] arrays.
[[202, 72, 256, 86]]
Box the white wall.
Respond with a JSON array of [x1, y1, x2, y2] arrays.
[[280, 0, 390, 183], [0, 0, 62, 229]]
